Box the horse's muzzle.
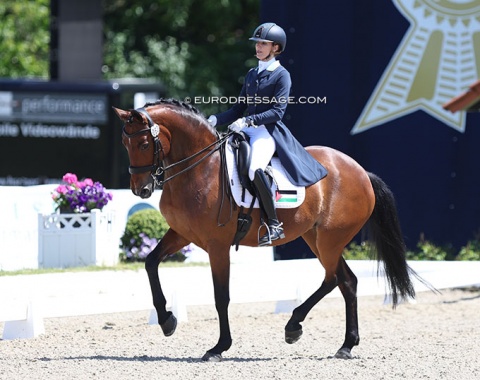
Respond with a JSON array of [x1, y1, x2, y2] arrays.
[[133, 182, 153, 199]]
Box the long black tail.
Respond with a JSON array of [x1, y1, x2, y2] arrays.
[[366, 172, 432, 307]]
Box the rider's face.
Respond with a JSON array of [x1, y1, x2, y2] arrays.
[[255, 41, 277, 61]]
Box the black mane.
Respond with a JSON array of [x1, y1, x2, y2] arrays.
[[143, 98, 216, 133], [144, 98, 203, 116]]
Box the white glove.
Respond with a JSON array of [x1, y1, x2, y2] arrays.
[[228, 117, 247, 133], [207, 115, 217, 127]]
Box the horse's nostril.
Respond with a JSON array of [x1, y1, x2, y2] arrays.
[[140, 187, 151, 199]]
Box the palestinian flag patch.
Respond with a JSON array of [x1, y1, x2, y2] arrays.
[[275, 190, 298, 203]]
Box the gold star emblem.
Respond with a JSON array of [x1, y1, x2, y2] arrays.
[[352, 0, 480, 134]]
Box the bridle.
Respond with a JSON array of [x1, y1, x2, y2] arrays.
[[122, 107, 233, 188], [122, 108, 164, 180]]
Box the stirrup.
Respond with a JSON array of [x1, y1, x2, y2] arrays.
[[258, 221, 285, 247]]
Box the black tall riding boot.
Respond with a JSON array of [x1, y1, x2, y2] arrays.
[[253, 168, 285, 246]]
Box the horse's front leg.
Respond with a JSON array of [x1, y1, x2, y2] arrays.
[[202, 246, 232, 362], [145, 228, 190, 337]]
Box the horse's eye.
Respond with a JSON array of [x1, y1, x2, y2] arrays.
[[140, 142, 149, 151]]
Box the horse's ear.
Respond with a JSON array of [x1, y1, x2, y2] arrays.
[[129, 109, 145, 122], [112, 107, 130, 122]]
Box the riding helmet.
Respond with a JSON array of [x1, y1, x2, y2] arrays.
[[249, 22, 287, 53]]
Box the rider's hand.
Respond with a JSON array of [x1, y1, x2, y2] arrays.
[[228, 118, 247, 133], [207, 115, 217, 127]]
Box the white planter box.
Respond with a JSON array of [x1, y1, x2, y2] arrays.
[[38, 209, 118, 268]]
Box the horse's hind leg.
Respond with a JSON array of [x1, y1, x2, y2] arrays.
[[284, 230, 340, 344], [284, 264, 359, 360], [285, 231, 360, 359], [335, 257, 359, 359], [285, 274, 338, 344]]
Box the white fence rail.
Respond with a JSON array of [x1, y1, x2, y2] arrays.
[[1, 185, 479, 340], [1, 260, 479, 340]]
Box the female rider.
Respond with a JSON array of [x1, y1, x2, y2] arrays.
[[208, 22, 327, 246]]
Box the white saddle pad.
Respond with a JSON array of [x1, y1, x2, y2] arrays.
[[226, 137, 305, 209]]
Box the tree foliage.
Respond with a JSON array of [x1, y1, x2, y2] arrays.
[[102, 0, 260, 114], [0, 0, 260, 115], [0, 0, 50, 78]]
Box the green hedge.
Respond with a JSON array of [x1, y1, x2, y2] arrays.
[[343, 239, 480, 261], [120, 208, 186, 262], [120, 209, 480, 262]]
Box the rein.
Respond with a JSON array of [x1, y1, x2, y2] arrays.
[[159, 131, 232, 187]]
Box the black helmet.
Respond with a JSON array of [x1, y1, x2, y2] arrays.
[[249, 22, 287, 53]]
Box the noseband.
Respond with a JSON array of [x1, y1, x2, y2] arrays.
[[122, 107, 233, 188]]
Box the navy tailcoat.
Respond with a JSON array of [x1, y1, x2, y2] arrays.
[[215, 63, 327, 186]]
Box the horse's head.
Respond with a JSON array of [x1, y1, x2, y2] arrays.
[[115, 99, 218, 198], [114, 106, 169, 198]]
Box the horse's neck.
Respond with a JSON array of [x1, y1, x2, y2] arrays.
[[162, 116, 219, 179], [152, 107, 212, 160], [163, 131, 221, 195], [168, 127, 215, 160]]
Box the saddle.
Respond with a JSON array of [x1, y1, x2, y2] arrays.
[[227, 132, 306, 249], [230, 132, 278, 197]]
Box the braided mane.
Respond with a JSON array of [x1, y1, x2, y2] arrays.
[[143, 98, 215, 133], [144, 98, 202, 115]]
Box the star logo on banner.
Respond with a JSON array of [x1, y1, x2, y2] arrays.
[[351, 0, 480, 134]]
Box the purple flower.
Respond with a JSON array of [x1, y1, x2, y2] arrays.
[[52, 172, 113, 213], [123, 233, 158, 260]]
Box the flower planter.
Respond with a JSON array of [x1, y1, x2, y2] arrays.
[[38, 209, 118, 268]]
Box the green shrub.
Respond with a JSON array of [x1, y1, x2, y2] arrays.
[[406, 239, 452, 261], [457, 240, 480, 261], [343, 241, 372, 260], [120, 209, 181, 262], [344, 236, 479, 261], [121, 209, 169, 248]]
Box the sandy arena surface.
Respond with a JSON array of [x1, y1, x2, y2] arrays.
[[1, 288, 479, 380]]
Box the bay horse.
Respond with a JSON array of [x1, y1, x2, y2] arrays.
[[114, 98, 422, 362]]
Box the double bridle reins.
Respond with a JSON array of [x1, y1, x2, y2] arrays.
[[122, 107, 232, 188]]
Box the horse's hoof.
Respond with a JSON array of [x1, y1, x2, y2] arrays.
[[334, 348, 353, 359], [202, 352, 223, 362], [160, 313, 177, 337], [285, 328, 303, 344]]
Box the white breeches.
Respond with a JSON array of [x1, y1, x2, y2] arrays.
[[241, 125, 276, 181]]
